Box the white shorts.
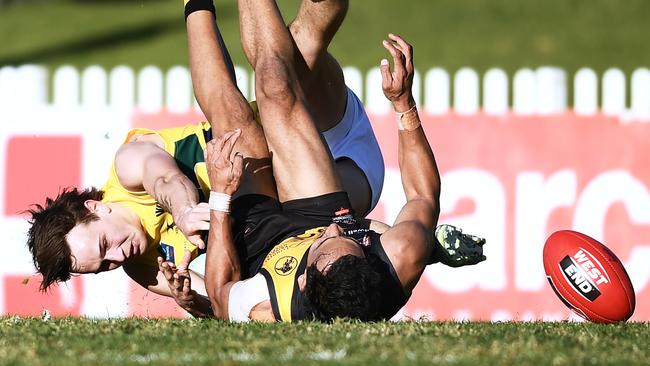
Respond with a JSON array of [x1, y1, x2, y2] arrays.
[[322, 87, 384, 213]]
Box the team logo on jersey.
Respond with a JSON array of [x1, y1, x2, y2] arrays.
[[345, 228, 371, 247], [274, 256, 298, 276], [335, 207, 350, 216], [163, 221, 176, 232], [158, 243, 175, 263], [332, 207, 356, 225], [155, 204, 166, 217]]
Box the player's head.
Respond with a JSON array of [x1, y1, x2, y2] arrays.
[[26, 187, 147, 291], [300, 223, 381, 321]]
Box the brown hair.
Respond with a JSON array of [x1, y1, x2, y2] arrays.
[[26, 187, 104, 292]]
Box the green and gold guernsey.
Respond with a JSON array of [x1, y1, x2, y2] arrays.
[[259, 227, 327, 322], [101, 121, 213, 269]]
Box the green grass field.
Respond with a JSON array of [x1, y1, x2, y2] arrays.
[[1, 0, 650, 75], [1, 317, 649, 365]]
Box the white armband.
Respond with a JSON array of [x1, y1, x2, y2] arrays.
[[209, 191, 231, 213]]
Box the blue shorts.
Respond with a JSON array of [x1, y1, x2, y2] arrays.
[[322, 87, 384, 213]]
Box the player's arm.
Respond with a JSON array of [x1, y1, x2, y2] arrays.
[[380, 34, 440, 231], [377, 34, 440, 294], [122, 260, 214, 318], [114, 134, 209, 249], [185, 0, 238, 125], [203, 130, 244, 320]]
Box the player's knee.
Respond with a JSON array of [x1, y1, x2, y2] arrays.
[[255, 57, 298, 108]]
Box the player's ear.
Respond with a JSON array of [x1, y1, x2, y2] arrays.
[[297, 273, 307, 293], [84, 200, 110, 214]]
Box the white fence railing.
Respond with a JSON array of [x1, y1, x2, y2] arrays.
[[1, 64, 650, 121]]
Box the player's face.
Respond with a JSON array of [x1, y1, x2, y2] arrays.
[[66, 202, 148, 274], [307, 223, 365, 273]]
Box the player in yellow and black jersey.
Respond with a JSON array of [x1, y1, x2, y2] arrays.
[[189, 0, 454, 322]]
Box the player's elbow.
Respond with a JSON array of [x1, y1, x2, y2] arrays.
[[205, 285, 228, 320], [391, 222, 431, 269]]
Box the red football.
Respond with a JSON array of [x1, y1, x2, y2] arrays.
[[543, 230, 635, 323]]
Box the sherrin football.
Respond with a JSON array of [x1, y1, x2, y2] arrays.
[[543, 230, 635, 323]]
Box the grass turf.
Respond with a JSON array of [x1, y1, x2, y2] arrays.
[[0, 317, 648, 365], [1, 0, 650, 75]]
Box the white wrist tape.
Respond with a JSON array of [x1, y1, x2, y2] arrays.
[[209, 191, 231, 213], [396, 105, 421, 131]]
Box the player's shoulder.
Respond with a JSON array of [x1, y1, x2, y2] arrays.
[[127, 133, 165, 148]]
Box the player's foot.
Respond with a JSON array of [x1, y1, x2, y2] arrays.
[[433, 224, 486, 267]]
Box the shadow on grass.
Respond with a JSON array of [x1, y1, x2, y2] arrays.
[[0, 17, 181, 66]]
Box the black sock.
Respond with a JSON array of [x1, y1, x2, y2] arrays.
[[184, 0, 216, 21]]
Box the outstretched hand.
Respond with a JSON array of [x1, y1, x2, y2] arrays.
[[206, 129, 244, 195], [379, 33, 416, 113], [157, 250, 195, 311]]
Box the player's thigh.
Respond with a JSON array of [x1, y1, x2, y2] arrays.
[[263, 108, 342, 202], [255, 58, 343, 202], [298, 54, 347, 132]]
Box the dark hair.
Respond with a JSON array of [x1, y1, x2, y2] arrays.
[[26, 187, 104, 292], [305, 254, 381, 322]]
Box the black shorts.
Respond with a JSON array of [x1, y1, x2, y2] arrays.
[[231, 192, 354, 278]]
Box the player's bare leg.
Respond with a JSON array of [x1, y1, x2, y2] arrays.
[[186, 8, 276, 199], [288, 0, 348, 130], [236, 0, 342, 201], [288, 0, 372, 213]]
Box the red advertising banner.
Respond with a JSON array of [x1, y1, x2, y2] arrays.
[[365, 112, 650, 321], [3, 111, 648, 321]]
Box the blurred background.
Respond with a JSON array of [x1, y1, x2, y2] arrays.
[[0, 0, 648, 321], [1, 0, 650, 79]]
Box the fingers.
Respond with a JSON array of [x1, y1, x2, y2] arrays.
[[221, 128, 242, 159], [232, 152, 244, 181], [172, 272, 183, 291], [207, 129, 242, 164], [158, 257, 175, 282], [383, 39, 406, 80], [189, 235, 206, 250], [382, 39, 403, 66], [380, 58, 392, 89], [189, 220, 210, 231], [206, 130, 233, 161], [182, 277, 192, 297], [178, 249, 193, 271], [388, 33, 413, 69], [192, 202, 210, 213]]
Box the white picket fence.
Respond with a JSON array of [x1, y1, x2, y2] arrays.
[[1, 64, 650, 121]]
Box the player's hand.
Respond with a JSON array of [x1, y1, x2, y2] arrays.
[[206, 129, 244, 195], [174, 202, 210, 249], [157, 251, 196, 311], [380, 33, 416, 113]]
